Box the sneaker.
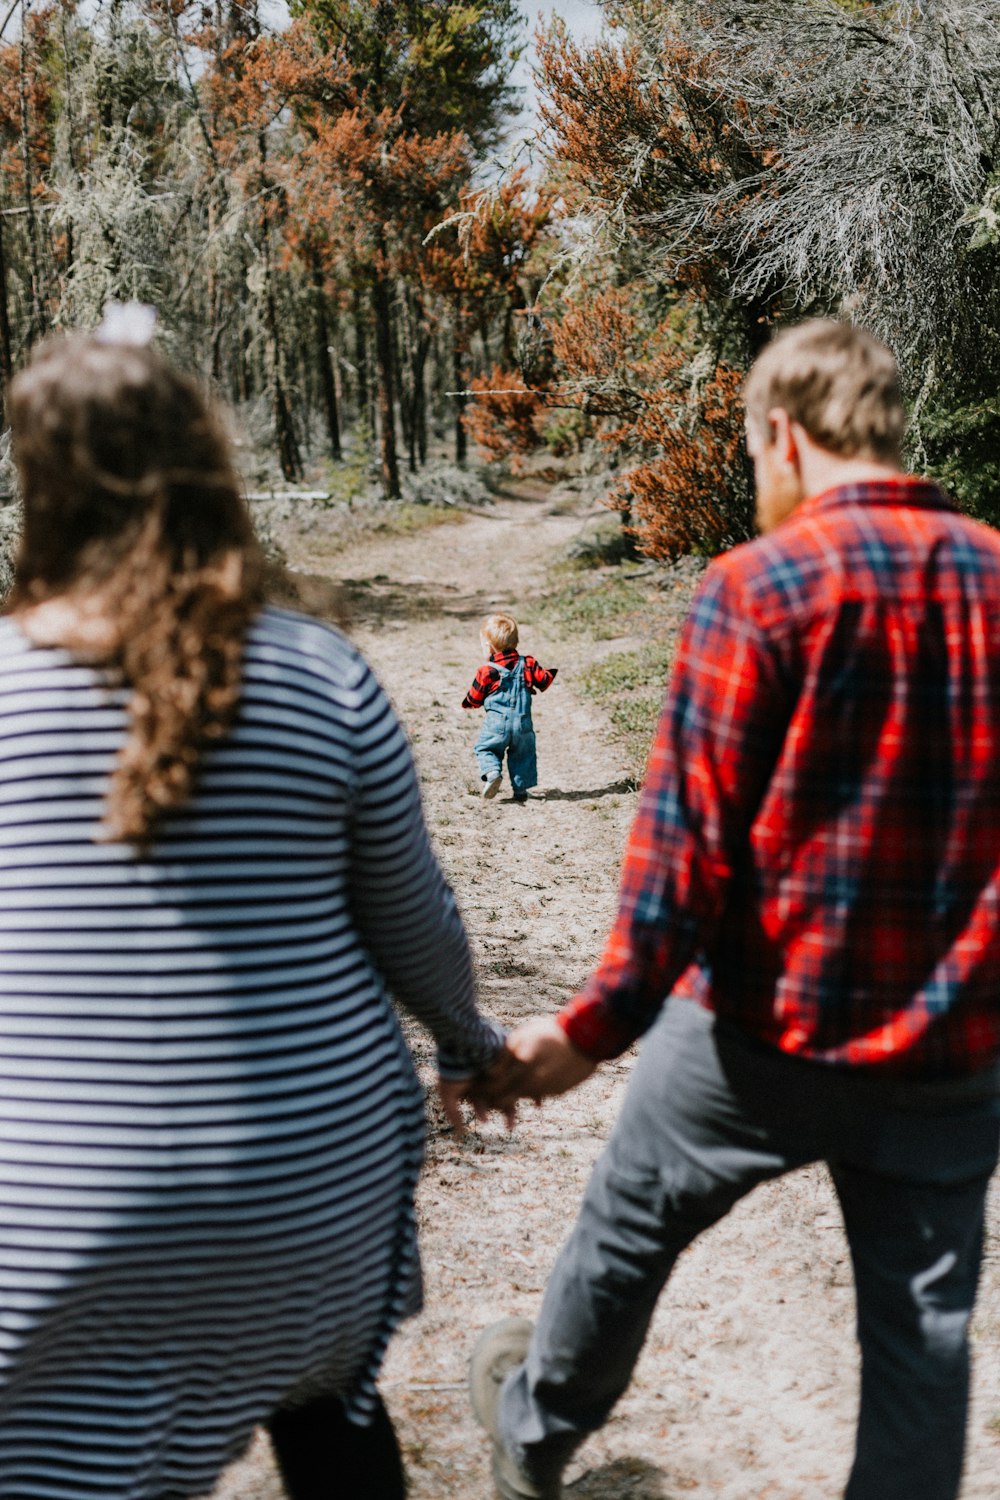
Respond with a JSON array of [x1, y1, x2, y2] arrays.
[[483, 774, 503, 800], [469, 1318, 562, 1500]]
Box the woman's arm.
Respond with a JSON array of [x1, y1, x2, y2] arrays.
[[347, 660, 504, 1078]]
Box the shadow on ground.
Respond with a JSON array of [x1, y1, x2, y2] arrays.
[[568, 1457, 669, 1497], [539, 781, 637, 802], [342, 575, 490, 626]]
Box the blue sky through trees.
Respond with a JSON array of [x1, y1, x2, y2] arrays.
[[515, 1, 603, 123]]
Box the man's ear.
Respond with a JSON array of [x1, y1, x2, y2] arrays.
[[766, 407, 797, 466]]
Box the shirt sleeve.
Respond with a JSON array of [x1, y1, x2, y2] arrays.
[[347, 660, 504, 1077], [559, 563, 789, 1059], [523, 657, 558, 693], [462, 664, 499, 709]]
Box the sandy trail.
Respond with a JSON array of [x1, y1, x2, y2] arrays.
[[213, 484, 1000, 1500]]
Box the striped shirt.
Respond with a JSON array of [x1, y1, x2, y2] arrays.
[[0, 605, 501, 1500]]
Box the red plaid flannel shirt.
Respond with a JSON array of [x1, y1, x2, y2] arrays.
[[462, 650, 558, 709], [561, 477, 1000, 1078]]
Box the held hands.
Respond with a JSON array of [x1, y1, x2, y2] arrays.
[[437, 1016, 597, 1136], [437, 1046, 525, 1136], [506, 1015, 598, 1099]]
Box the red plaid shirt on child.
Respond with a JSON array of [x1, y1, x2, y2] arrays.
[[462, 651, 558, 709], [561, 477, 1000, 1078]]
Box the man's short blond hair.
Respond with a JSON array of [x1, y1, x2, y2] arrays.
[[743, 319, 905, 463], [481, 613, 519, 653]]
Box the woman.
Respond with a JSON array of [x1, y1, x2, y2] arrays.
[[0, 328, 505, 1498]]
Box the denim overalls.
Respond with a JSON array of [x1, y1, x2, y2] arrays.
[[474, 656, 538, 796]]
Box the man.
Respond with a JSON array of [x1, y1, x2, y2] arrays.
[[469, 320, 1000, 1500]]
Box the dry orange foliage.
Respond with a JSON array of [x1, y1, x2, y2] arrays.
[[464, 365, 546, 471], [466, 286, 751, 556], [461, 19, 762, 557]]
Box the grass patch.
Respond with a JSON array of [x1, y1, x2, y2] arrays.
[[369, 501, 466, 536], [546, 566, 681, 775], [546, 571, 652, 640], [581, 643, 674, 700], [607, 697, 662, 764], [563, 517, 635, 570], [548, 554, 687, 778], [578, 644, 674, 778]]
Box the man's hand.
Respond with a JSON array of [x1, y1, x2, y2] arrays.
[[506, 1014, 597, 1100], [436, 1020, 597, 1134]]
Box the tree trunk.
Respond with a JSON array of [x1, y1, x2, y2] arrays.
[[258, 134, 302, 484], [352, 284, 370, 428], [410, 333, 430, 470], [18, 4, 45, 344], [405, 290, 431, 471], [453, 338, 468, 467], [403, 405, 416, 475], [310, 257, 342, 463], [416, 352, 428, 468], [371, 243, 400, 499], [265, 273, 302, 481], [273, 370, 302, 483], [397, 292, 416, 475], [0, 217, 13, 429], [58, 5, 80, 300]]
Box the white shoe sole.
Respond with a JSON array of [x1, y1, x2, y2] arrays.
[[470, 1318, 562, 1499]]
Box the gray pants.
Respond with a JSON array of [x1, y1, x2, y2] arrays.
[[500, 999, 1000, 1499]]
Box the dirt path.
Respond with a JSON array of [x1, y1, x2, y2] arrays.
[[213, 485, 1000, 1500]]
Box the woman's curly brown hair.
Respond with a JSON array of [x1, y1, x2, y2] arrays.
[[6, 334, 265, 849]]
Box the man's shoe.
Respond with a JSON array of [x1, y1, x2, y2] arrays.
[[469, 1318, 562, 1500], [483, 774, 503, 799]]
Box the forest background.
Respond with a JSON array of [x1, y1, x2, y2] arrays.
[[0, 0, 999, 556]]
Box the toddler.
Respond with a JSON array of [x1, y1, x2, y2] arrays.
[[462, 613, 558, 801]]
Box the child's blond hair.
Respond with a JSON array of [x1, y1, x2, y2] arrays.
[[481, 613, 519, 654]]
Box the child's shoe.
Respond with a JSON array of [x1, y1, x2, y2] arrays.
[[483, 774, 502, 800]]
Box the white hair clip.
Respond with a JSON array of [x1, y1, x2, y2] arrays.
[[94, 301, 158, 347]]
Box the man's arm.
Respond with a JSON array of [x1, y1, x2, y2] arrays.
[[556, 563, 790, 1062]]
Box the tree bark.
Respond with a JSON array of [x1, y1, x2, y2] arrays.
[[397, 291, 415, 475], [415, 347, 428, 468], [258, 134, 302, 483], [371, 237, 400, 499], [352, 284, 370, 427], [0, 216, 13, 429], [410, 334, 430, 471], [18, 3, 45, 344], [406, 289, 430, 471], [453, 338, 468, 467], [310, 256, 342, 463]]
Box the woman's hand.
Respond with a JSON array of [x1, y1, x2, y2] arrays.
[[437, 1045, 527, 1135], [437, 1019, 597, 1134], [437, 1076, 475, 1135]]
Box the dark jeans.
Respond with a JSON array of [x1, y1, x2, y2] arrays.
[[499, 998, 1000, 1500], [267, 1392, 405, 1500]]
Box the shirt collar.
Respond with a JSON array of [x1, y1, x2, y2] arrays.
[[796, 475, 953, 520], [491, 649, 519, 665]]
